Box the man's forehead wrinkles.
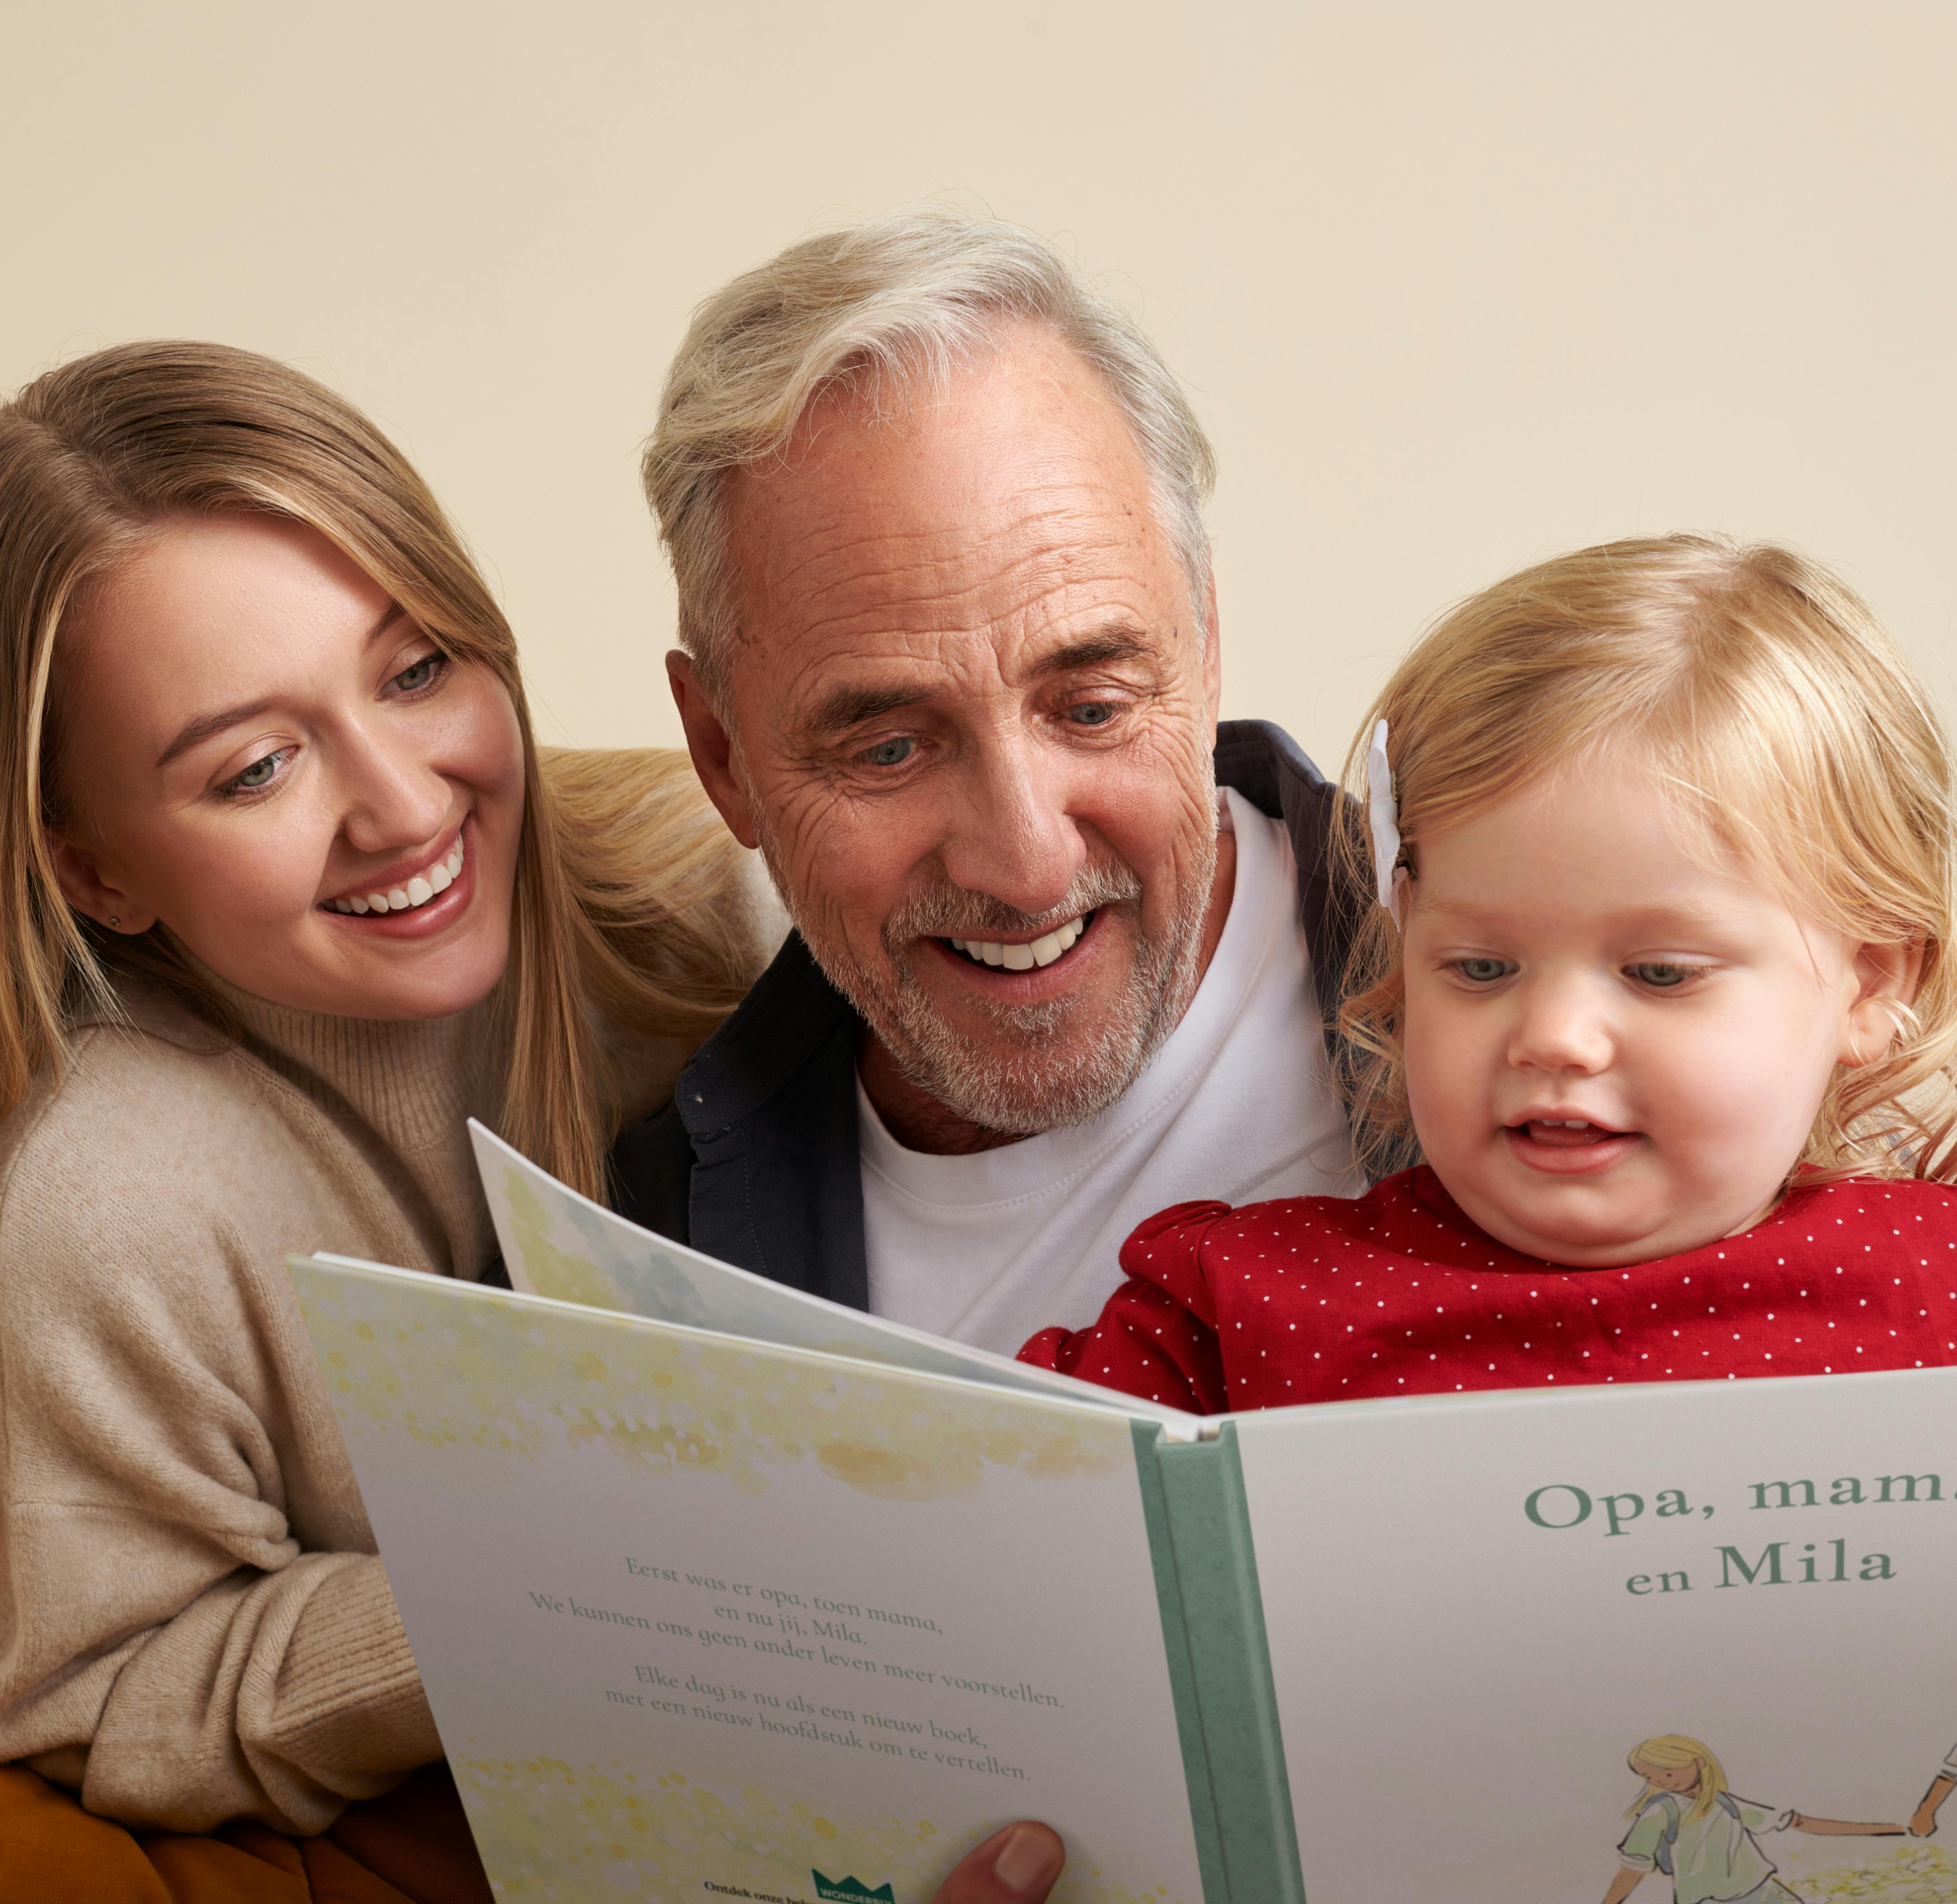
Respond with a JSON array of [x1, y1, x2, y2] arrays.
[[755, 480, 1151, 605]]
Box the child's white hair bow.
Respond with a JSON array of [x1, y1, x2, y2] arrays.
[[1365, 718, 1405, 931]]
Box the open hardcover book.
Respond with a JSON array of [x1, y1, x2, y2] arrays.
[[287, 1122, 1957, 1904]]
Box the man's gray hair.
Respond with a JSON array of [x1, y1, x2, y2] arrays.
[[642, 208, 1219, 706]]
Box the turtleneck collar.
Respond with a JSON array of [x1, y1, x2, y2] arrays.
[[185, 960, 507, 1280]]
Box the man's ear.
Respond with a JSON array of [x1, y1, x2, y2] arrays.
[[1840, 938, 1926, 1066], [47, 832, 156, 934], [667, 651, 760, 851]]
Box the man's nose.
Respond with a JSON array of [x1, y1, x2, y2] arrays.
[[334, 723, 454, 855], [937, 733, 1087, 915], [1506, 973, 1616, 1077]]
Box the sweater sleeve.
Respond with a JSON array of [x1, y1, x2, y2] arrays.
[[0, 1054, 442, 1834], [1018, 1201, 1236, 1414]]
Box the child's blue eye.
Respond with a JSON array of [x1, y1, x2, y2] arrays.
[[1630, 962, 1695, 988], [1455, 957, 1513, 983]]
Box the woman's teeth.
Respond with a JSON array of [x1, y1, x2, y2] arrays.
[[950, 915, 1085, 971], [328, 839, 464, 915]]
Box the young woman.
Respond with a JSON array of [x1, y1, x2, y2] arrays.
[[0, 342, 776, 1894]]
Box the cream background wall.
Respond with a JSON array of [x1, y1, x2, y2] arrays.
[[5, 2, 1954, 770]]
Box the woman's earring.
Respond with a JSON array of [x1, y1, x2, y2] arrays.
[[109, 917, 120, 930]]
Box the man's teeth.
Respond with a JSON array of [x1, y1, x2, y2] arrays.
[[328, 839, 465, 914], [950, 915, 1085, 971]]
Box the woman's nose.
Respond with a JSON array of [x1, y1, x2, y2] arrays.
[[336, 728, 454, 855]]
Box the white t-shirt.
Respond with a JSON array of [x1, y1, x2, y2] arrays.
[[859, 787, 1364, 1355]]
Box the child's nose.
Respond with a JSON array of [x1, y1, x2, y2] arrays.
[[1506, 976, 1615, 1075]]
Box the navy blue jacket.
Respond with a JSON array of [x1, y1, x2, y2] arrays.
[[608, 720, 1368, 1310]]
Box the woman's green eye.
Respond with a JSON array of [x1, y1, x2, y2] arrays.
[[861, 736, 914, 768], [1457, 957, 1512, 983], [392, 656, 439, 692], [1631, 962, 1694, 988], [234, 754, 279, 789]]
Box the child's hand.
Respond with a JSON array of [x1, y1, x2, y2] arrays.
[[1911, 1803, 1940, 1838]]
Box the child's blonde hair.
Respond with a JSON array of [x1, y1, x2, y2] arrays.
[[1624, 1735, 1727, 1825], [1335, 533, 1957, 1186]]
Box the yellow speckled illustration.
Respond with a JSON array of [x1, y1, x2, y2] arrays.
[[1784, 1842, 1957, 1900], [450, 1754, 1188, 1904], [293, 1259, 1128, 1505]]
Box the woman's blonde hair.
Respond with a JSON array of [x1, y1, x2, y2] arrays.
[[1335, 533, 1957, 1186], [1624, 1735, 1727, 1824], [0, 341, 755, 1196]]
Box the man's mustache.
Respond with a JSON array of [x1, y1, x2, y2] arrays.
[[882, 863, 1144, 950]]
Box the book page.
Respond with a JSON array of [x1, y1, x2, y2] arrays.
[[294, 1254, 1206, 1904], [470, 1120, 1195, 1427], [1233, 1368, 1957, 1903]]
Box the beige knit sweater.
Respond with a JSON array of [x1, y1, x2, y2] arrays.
[[0, 974, 702, 1835]]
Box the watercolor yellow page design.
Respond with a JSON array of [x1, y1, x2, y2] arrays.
[[1233, 1366, 1957, 1904], [467, 1120, 1190, 1420], [292, 1257, 1204, 1904]]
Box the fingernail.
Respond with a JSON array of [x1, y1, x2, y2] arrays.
[[992, 1823, 1060, 1892]]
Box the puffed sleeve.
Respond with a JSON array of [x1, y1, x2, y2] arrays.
[[1616, 1802, 1667, 1872], [1018, 1202, 1236, 1413]]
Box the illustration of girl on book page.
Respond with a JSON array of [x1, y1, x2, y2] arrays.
[[1910, 1743, 1957, 1838], [1600, 1735, 1904, 1904]]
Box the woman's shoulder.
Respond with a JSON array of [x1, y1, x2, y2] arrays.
[[0, 992, 306, 1244]]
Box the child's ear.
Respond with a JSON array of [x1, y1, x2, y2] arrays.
[[1839, 938, 1925, 1067]]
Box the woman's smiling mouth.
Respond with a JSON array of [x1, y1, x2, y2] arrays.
[[322, 834, 464, 916]]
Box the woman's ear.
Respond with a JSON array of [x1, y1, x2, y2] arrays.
[[46, 832, 156, 934], [1840, 938, 1925, 1067]]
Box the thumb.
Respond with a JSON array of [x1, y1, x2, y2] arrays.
[[929, 1821, 1065, 1904]]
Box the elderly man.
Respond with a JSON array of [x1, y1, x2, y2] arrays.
[[613, 209, 1366, 1358]]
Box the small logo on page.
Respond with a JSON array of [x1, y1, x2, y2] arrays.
[[812, 1873, 894, 1902]]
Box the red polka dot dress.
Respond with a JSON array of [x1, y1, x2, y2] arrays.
[[1016, 1168, 1957, 1415]]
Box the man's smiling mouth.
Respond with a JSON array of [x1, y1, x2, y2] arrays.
[[946, 911, 1092, 972]]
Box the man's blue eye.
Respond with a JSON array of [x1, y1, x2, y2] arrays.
[[1069, 703, 1115, 726], [862, 737, 914, 767]]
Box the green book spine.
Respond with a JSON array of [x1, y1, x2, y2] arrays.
[[1132, 1419, 1306, 1904]]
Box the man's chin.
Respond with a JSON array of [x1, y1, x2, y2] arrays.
[[872, 1001, 1164, 1136]]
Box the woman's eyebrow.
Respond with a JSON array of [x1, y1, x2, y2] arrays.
[[155, 602, 407, 767], [156, 696, 279, 768]]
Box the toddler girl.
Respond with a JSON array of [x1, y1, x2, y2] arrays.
[[1020, 535, 1957, 1411]]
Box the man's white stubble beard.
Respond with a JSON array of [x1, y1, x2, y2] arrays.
[[755, 799, 1220, 1140]]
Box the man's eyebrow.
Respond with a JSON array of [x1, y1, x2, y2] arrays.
[[156, 601, 407, 768], [806, 683, 932, 737], [1031, 629, 1154, 677]]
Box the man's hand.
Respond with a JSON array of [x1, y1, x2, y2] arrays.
[[928, 1822, 1065, 1903]]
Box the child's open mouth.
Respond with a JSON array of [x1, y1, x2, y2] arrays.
[[1504, 1117, 1639, 1173]]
